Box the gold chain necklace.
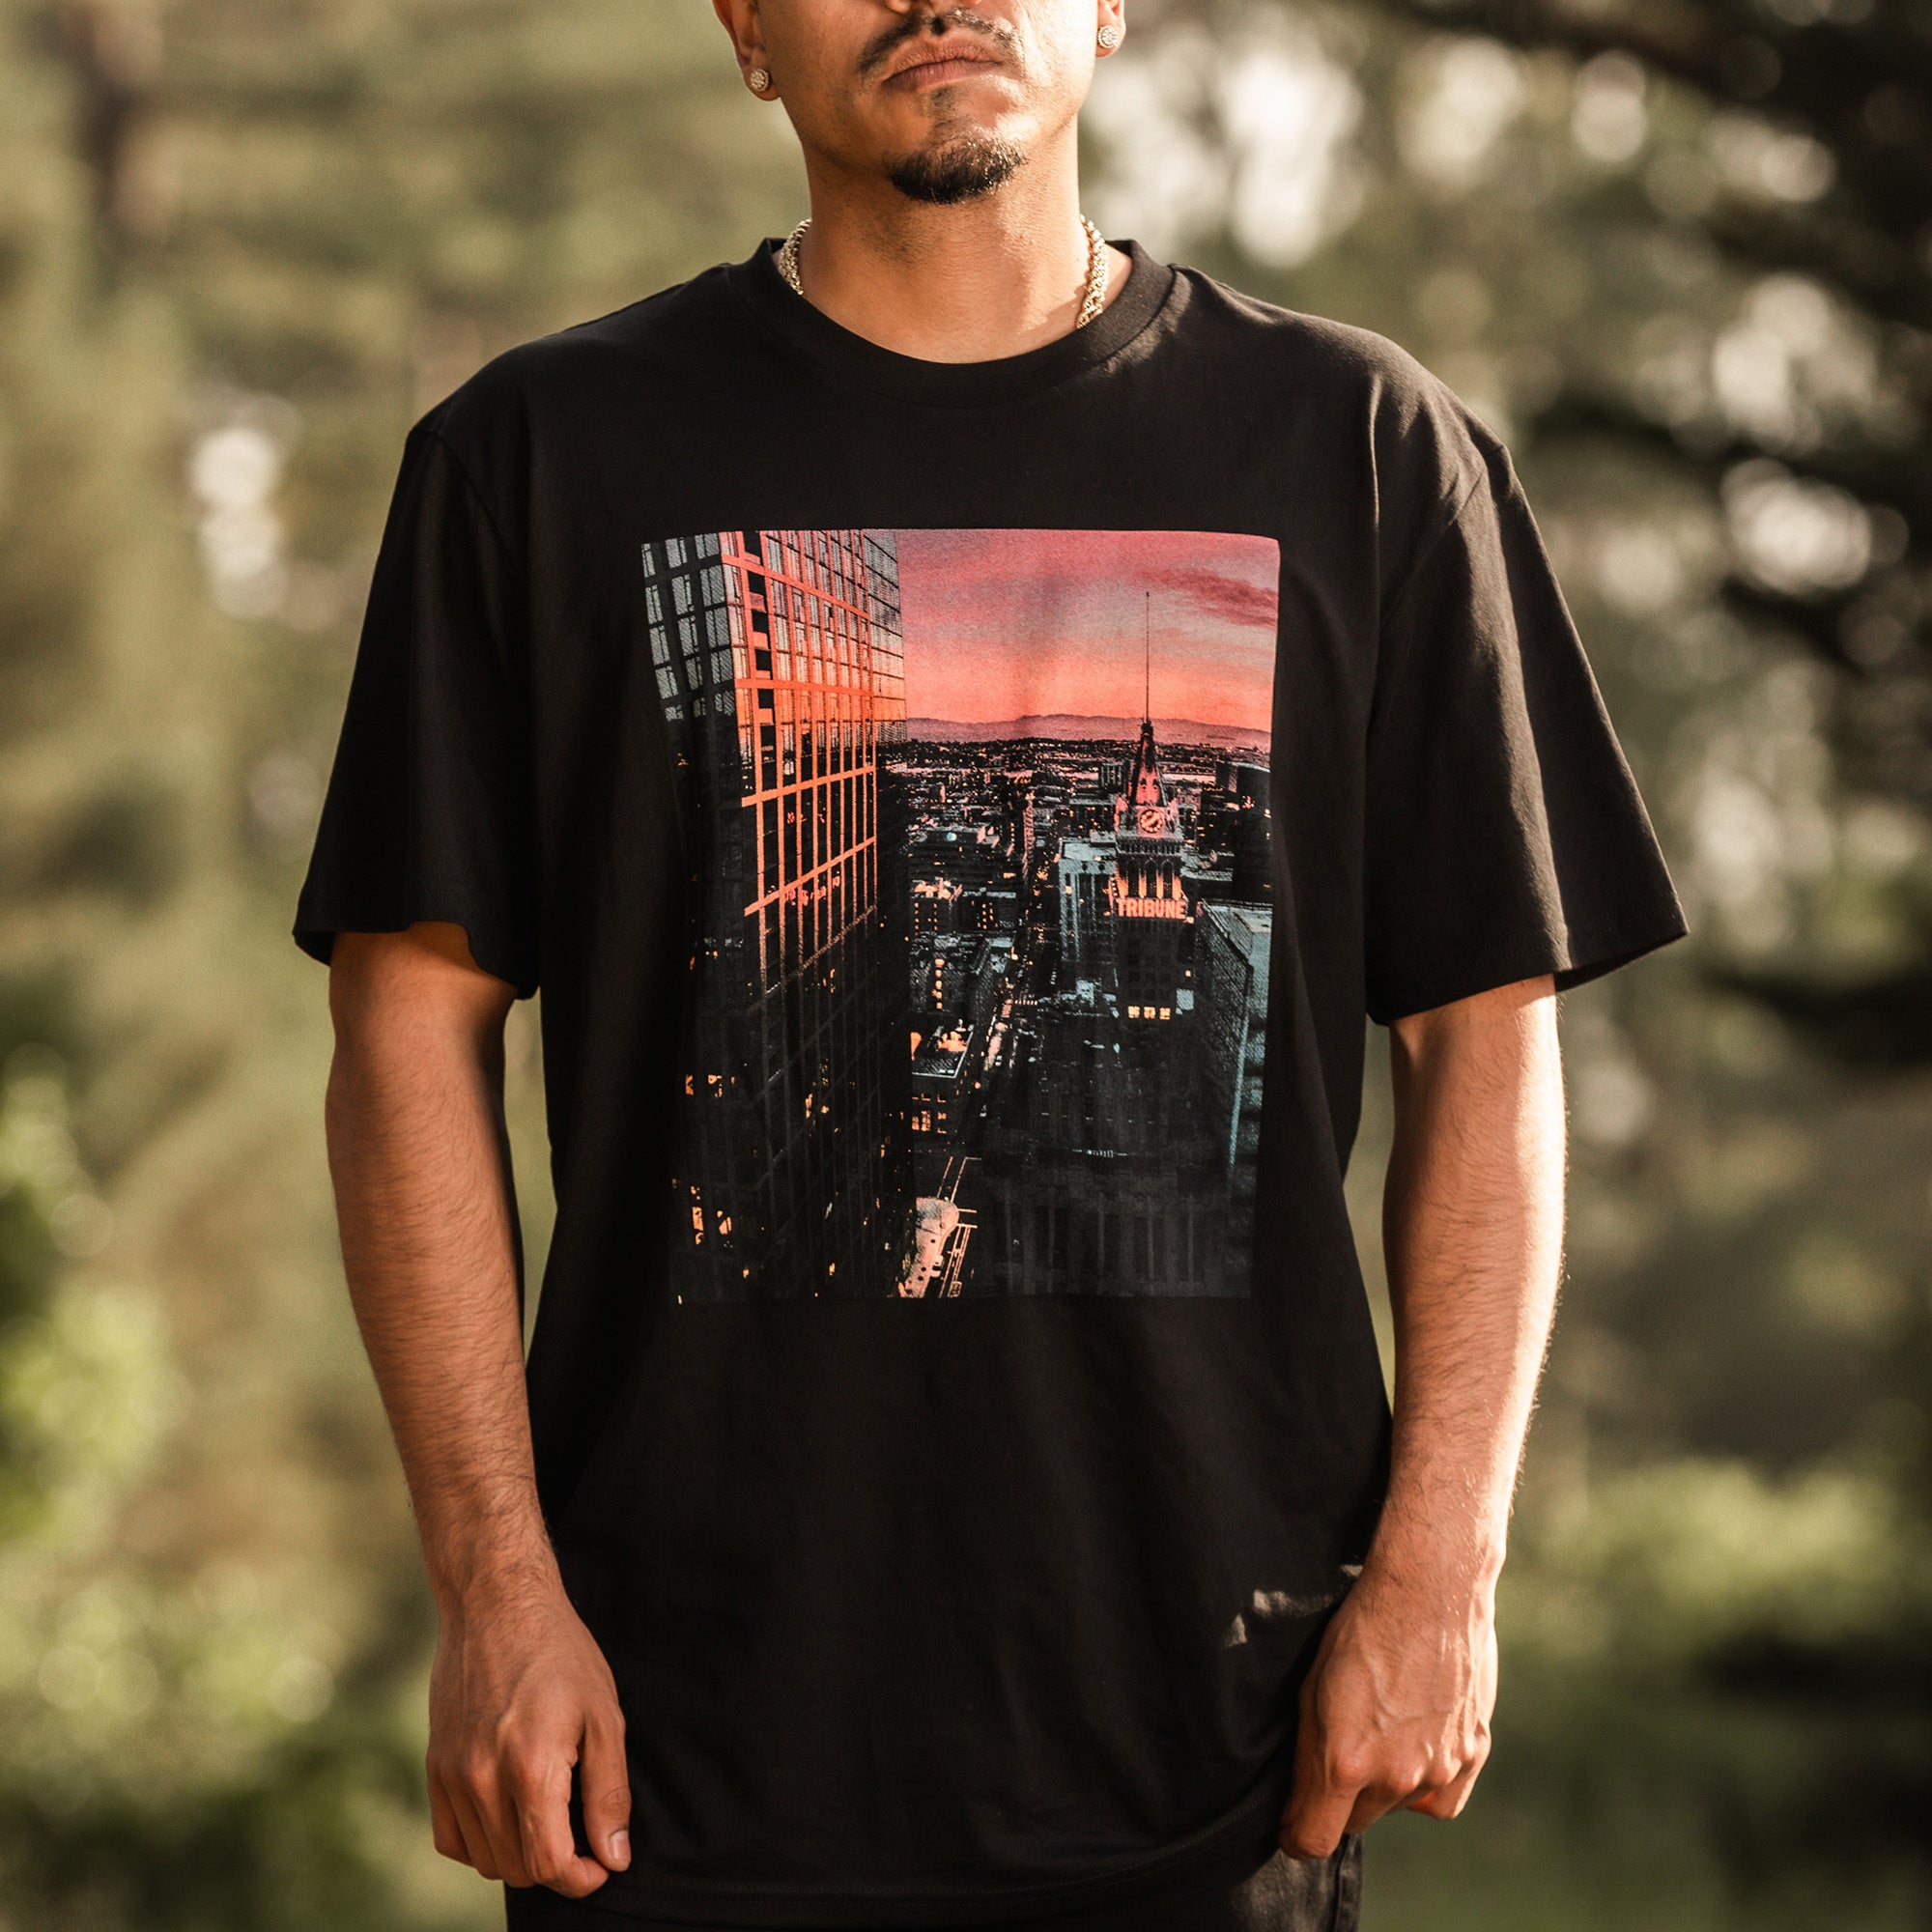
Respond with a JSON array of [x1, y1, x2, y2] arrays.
[[777, 214, 1113, 328]]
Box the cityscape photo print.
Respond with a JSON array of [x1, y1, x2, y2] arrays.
[[644, 527, 1280, 1300]]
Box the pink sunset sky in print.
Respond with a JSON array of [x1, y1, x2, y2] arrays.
[[891, 528, 1279, 734]]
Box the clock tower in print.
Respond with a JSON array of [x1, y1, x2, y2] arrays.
[[1109, 601, 1190, 1024]]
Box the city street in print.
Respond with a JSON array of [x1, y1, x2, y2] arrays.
[[644, 528, 1278, 1300]]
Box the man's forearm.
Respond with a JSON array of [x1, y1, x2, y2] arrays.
[[1373, 974, 1566, 1594], [325, 926, 549, 1604]]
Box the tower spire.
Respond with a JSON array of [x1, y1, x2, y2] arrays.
[[1144, 591, 1151, 724]]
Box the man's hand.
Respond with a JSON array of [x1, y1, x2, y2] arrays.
[[427, 1566, 632, 1896], [1278, 1562, 1496, 1857], [1281, 974, 1561, 1859]]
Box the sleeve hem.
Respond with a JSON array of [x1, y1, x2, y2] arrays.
[[1367, 902, 1688, 1027], [292, 911, 539, 1001]]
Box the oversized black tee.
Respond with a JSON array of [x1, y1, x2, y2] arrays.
[[296, 239, 1686, 1924]]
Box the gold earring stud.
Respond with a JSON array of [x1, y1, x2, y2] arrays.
[[1096, 22, 1122, 48], [748, 66, 772, 92]]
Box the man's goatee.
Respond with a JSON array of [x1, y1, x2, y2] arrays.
[[888, 135, 1026, 205]]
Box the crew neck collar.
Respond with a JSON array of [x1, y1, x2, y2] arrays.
[[727, 234, 1177, 408]]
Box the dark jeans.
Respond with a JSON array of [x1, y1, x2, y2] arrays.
[[503, 1839, 1363, 1932]]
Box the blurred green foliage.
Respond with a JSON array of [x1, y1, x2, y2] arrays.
[[0, 0, 1927, 1926]]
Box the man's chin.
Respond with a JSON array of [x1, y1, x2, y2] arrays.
[[886, 134, 1027, 206]]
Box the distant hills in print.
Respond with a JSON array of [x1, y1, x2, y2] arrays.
[[905, 714, 1271, 754]]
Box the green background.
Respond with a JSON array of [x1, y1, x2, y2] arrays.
[[2, 0, 1928, 1925]]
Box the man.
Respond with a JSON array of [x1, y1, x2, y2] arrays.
[[297, 0, 1685, 1924]]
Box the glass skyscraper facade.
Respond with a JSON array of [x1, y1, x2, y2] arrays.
[[646, 528, 910, 1299]]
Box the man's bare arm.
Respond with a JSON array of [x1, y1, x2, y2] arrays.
[[326, 921, 630, 1898], [1280, 973, 1564, 1857]]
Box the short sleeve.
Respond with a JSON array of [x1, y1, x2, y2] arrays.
[[1363, 440, 1686, 1024], [293, 421, 540, 996]]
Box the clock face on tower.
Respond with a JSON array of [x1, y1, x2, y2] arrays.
[[1137, 806, 1166, 835]]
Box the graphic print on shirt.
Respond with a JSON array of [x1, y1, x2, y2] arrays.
[[644, 528, 1279, 1300]]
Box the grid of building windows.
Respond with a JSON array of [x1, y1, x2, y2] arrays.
[[646, 529, 910, 1299], [1199, 901, 1271, 1280]]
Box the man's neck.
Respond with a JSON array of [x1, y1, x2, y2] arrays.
[[790, 148, 1130, 362]]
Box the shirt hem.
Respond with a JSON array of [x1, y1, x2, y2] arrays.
[[573, 1762, 1291, 1927]]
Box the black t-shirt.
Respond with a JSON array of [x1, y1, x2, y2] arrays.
[[297, 239, 1685, 1924]]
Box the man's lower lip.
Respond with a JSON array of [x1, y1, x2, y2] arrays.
[[887, 57, 1003, 88]]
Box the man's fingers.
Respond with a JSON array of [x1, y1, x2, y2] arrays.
[[1289, 1735, 1479, 1853], [427, 1761, 471, 1867], [1279, 1725, 1361, 1861], [1405, 1747, 1486, 1821], [580, 1711, 633, 1871], [1281, 1780, 1359, 1861], [443, 1763, 508, 1882], [1342, 1775, 1419, 1836], [513, 1748, 611, 1899], [465, 1755, 533, 1887]]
